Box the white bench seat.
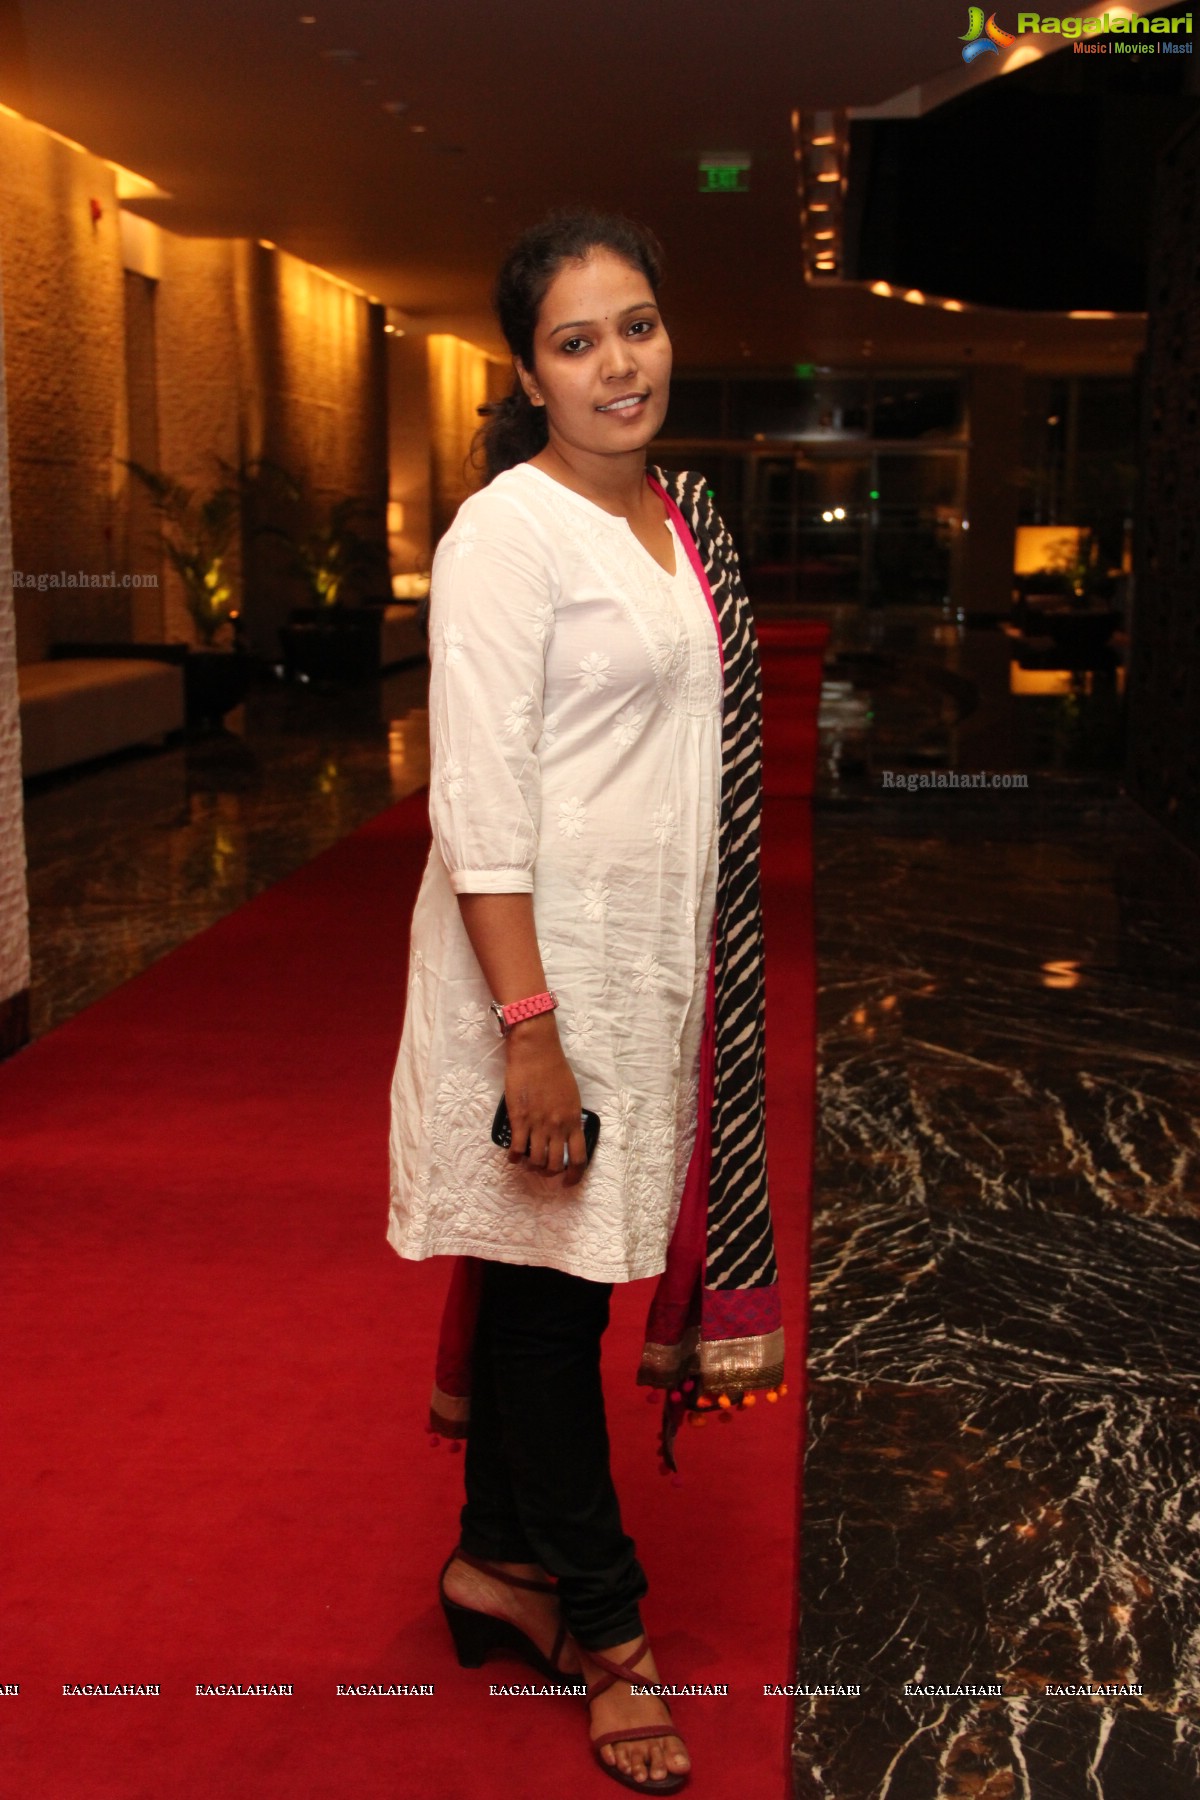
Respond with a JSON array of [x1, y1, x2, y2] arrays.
[[18, 657, 185, 778]]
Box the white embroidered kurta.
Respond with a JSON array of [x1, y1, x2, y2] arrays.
[[387, 463, 722, 1283]]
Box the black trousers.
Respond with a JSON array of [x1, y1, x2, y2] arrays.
[[459, 1259, 648, 1652]]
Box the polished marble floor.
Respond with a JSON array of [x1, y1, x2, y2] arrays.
[[21, 663, 430, 1038], [793, 619, 1200, 1799], [16, 609, 1199, 1799], [799, 776, 1200, 1800]]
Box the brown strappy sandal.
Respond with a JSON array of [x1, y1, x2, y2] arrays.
[[586, 1636, 690, 1795], [438, 1547, 574, 1680]]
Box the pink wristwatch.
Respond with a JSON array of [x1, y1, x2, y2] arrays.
[[490, 990, 558, 1036]]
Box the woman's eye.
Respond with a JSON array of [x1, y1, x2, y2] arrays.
[[561, 337, 589, 354], [628, 319, 654, 336]]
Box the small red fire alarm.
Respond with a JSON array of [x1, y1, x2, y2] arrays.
[[89, 197, 103, 224]]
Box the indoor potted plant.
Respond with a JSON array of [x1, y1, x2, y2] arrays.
[[269, 493, 390, 684], [122, 457, 255, 727]]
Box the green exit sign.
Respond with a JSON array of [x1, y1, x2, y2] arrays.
[[698, 155, 750, 194]]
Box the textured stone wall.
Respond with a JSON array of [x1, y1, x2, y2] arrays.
[[0, 107, 388, 661], [428, 333, 497, 543], [0, 252, 32, 1041], [388, 331, 434, 574], [149, 233, 243, 645], [235, 242, 388, 654], [1126, 113, 1200, 856], [0, 113, 127, 661]]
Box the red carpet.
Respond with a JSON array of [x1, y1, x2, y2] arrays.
[[0, 639, 822, 1800]]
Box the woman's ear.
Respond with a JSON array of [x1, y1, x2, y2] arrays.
[[515, 357, 544, 408]]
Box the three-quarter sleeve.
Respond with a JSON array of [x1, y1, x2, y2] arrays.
[[426, 491, 555, 894]]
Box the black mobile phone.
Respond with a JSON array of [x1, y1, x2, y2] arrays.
[[491, 1095, 601, 1165]]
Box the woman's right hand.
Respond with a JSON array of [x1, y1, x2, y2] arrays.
[[504, 1014, 589, 1188]]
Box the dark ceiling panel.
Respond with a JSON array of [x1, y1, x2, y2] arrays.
[[0, 0, 1160, 368]]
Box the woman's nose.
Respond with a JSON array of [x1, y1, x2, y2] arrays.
[[598, 337, 636, 380]]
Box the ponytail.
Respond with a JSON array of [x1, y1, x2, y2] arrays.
[[474, 383, 549, 483]]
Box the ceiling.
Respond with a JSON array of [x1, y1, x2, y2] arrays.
[[0, 0, 1150, 371]]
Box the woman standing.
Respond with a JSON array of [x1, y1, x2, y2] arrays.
[[387, 210, 784, 1793]]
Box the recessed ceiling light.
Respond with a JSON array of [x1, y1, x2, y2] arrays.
[[410, 123, 427, 133], [298, 13, 316, 22], [321, 47, 360, 64], [382, 99, 409, 114]]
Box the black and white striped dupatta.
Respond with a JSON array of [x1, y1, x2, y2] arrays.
[[638, 471, 784, 1441]]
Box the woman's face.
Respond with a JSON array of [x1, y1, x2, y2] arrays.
[[516, 247, 672, 458]]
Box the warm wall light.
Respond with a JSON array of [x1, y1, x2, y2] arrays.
[[871, 281, 892, 297], [113, 166, 165, 201], [1010, 665, 1074, 697], [1014, 525, 1085, 574], [793, 106, 848, 282], [903, 289, 926, 304], [0, 101, 169, 198], [392, 571, 430, 600]]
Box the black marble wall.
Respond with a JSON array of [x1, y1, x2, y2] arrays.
[[1125, 111, 1200, 859]]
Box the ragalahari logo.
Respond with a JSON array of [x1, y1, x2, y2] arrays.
[[960, 7, 1017, 59]]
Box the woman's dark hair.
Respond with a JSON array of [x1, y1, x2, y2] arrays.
[[476, 208, 665, 482]]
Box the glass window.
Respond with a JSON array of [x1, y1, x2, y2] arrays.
[[729, 376, 869, 440], [870, 453, 964, 606], [872, 377, 963, 440]]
